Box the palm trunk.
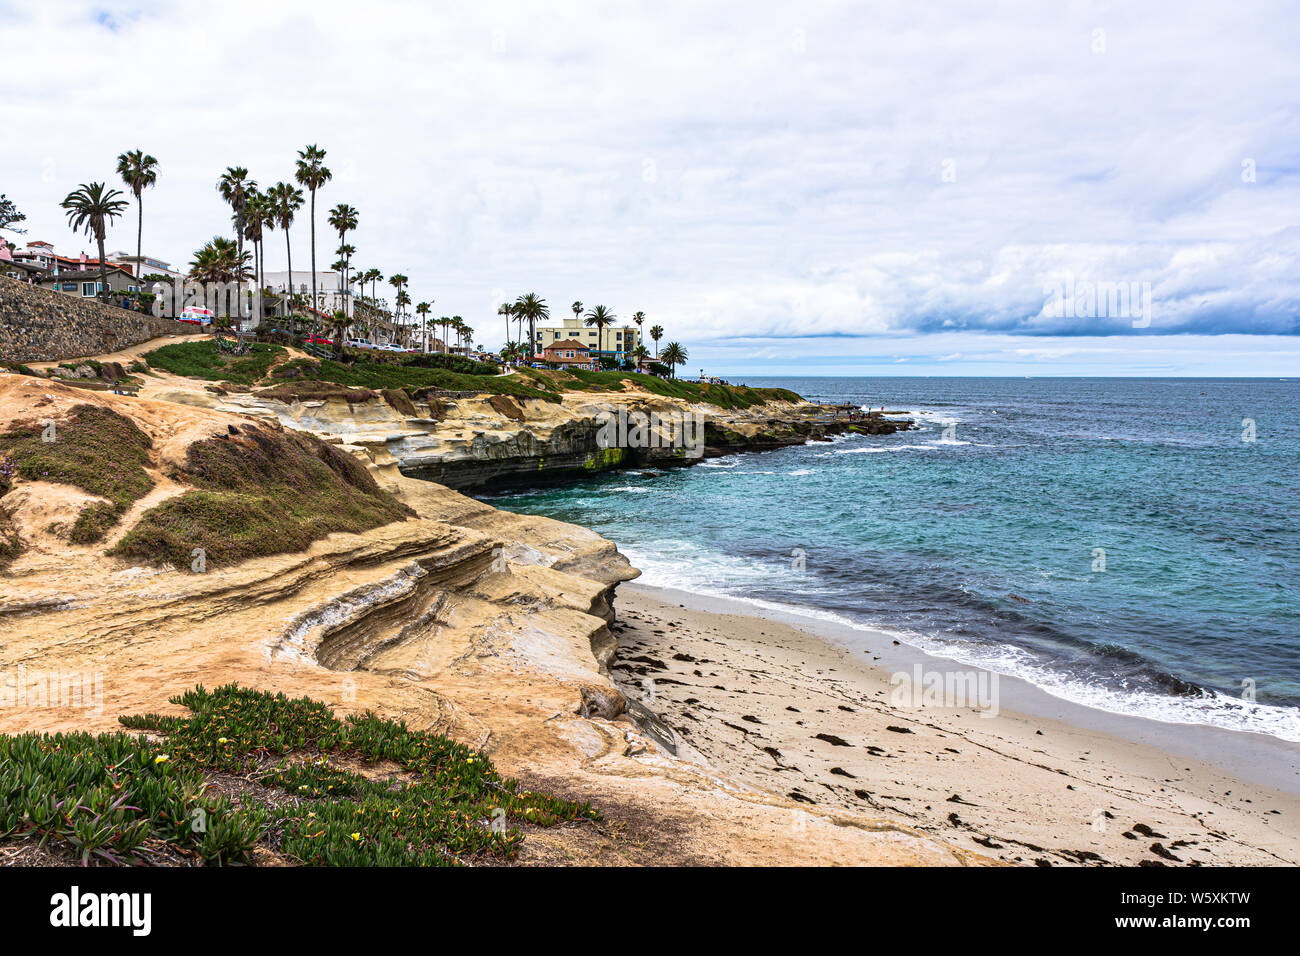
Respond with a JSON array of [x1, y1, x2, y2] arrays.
[[284, 226, 294, 327], [97, 234, 109, 304], [309, 189, 318, 342], [135, 197, 143, 296]]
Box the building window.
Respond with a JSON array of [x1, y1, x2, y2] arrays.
[[81, 282, 96, 297]]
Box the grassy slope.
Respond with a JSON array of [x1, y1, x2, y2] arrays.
[[112, 424, 413, 568], [144, 341, 802, 409], [0, 404, 155, 543]]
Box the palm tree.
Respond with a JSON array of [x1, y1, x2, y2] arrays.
[[632, 344, 650, 369], [461, 324, 474, 353], [266, 181, 304, 325], [415, 301, 431, 351], [514, 293, 549, 357], [295, 144, 332, 338], [452, 316, 466, 352], [188, 236, 250, 320], [217, 167, 255, 311], [498, 302, 515, 351], [395, 290, 411, 344], [649, 323, 664, 358], [115, 150, 158, 290], [329, 309, 351, 356], [660, 341, 688, 379], [631, 311, 646, 353], [583, 304, 615, 362], [60, 183, 128, 304], [335, 242, 356, 309], [501, 341, 525, 364], [243, 189, 273, 323], [571, 301, 583, 323], [388, 274, 408, 342], [327, 202, 359, 307]]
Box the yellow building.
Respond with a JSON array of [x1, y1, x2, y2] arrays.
[[534, 317, 639, 360]]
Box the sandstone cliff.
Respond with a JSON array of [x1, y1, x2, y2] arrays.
[[0, 367, 972, 865]]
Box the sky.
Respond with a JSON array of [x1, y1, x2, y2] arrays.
[[3, 0, 1298, 376]]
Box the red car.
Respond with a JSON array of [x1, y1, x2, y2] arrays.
[[302, 336, 334, 346]]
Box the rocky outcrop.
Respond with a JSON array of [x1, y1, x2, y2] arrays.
[[0, 276, 184, 363], [151, 379, 912, 491]]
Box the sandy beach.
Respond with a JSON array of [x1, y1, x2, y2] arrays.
[[611, 583, 1300, 866]]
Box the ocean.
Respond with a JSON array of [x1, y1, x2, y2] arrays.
[[484, 377, 1300, 742]]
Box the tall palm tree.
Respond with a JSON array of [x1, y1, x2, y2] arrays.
[[395, 290, 411, 344], [335, 242, 356, 309], [415, 301, 431, 351], [452, 316, 466, 352], [60, 183, 128, 303], [295, 144, 332, 338], [327, 202, 359, 307], [217, 167, 255, 311], [266, 181, 304, 324], [115, 150, 158, 289], [649, 323, 664, 358], [583, 304, 615, 362], [660, 341, 688, 379], [571, 301, 583, 323], [632, 344, 650, 369], [243, 189, 273, 323], [366, 269, 383, 304], [388, 274, 408, 341], [498, 301, 515, 351], [631, 311, 646, 353], [514, 293, 549, 357], [461, 323, 474, 352]]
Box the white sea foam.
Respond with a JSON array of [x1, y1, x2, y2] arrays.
[[626, 545, 1300, 743]]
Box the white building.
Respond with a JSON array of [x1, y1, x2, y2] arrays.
[[260, 270, 350, 317], [107, 250, 183, 280]]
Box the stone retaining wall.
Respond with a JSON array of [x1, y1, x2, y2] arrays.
[[0, 275, 185, 363]]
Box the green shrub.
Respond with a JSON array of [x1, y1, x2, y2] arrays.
[[400, 352, 500, 376], [114, 683, 600, 866]]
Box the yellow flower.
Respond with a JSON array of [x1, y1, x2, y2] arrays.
[[350, 832, 361, 841], [154, 755, 170, 764], [217, 737, 228, 744]]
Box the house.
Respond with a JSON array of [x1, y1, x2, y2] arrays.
[[12, 241, 162, 278], [534, 316, 640, 361], [106, 250, 183, 280], [38, 266, 139, 301], [1, 259, 44, 282], [1, 244, 44, 282], [539, 340, 595, 369]]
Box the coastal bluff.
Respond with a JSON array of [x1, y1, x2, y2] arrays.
[[0, 368, 972, 866], [0, 276, 180, 363]]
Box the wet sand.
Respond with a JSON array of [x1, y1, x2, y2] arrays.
[[612, 583, 1300, 866]]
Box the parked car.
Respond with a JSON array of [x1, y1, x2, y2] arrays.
[[302, 335, 334, 346], [345, 339, 373, 350]]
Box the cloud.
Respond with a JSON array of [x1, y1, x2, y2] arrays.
[[2, 0, 1297, 355]]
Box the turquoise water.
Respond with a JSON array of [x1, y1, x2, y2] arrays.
[[485, 377, 1300, 741]]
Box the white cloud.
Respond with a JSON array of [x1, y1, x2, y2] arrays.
[[3, 0, 1297, 359]]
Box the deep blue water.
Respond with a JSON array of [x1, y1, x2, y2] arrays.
[[485, 377, 1300, 740]]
